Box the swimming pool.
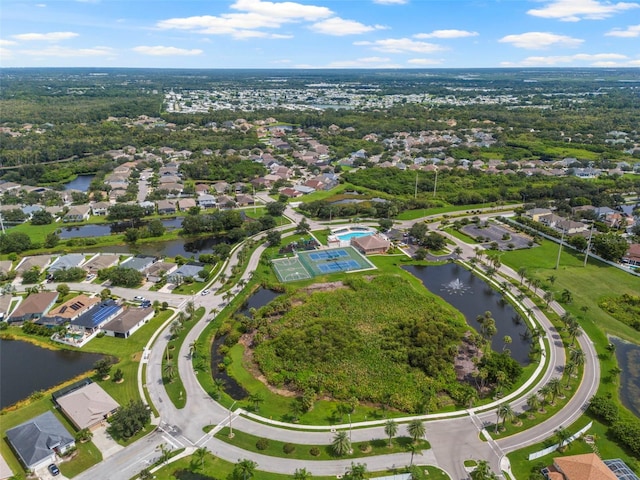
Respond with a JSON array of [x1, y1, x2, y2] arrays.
[[336, 231, 374, 241]]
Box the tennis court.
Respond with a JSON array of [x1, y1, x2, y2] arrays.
[[272, 246, 375, 283]]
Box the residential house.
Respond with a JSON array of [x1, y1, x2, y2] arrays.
[[48, 254, 85, 274], [351, 235, 391, 255], [197, 194, 217, 209], [70, 300, 123, 334], [55, 382, 119, 430], [279, 188, 302, 198], [145, 261, 177, 283], [525, 208, 553, 222], [539, 214, 588, 234], [40, 295, 101, 327], [167, 262, 206, 284], [63, 205, 91, 223], [212, 181, 230, 194], [178, 198, 197, 211], [236, 194, 254, 207], [83, 254, 119, 275], [195, 184, 211, 194], [8, 292, 58, 324], [622, 244, 640, 267], [102, 306, 154, 338], [6, 411, 75, 471], [120, 255, 156, 272], [156, 199, 177, 215], [293, 185, 315, 195], [159, 175, 181, 185], [545, 453, 618, 480], [0, 260, 13, 275], [91, 202, 111, 216], [15, 255, 52, 275], [217, 195, 236, 209], [157, 183, 183, 196]]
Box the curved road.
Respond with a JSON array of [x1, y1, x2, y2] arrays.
[[76, 206, 600, 480]]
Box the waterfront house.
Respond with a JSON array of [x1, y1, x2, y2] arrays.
[[6, 411, 75, 471], [120, 255, 156, 272], [8, 291, 58, 324], [70, 300, 122, 334], [40, 294, 101, 327], [48, 254, 85, 273], [55, 382, 119, 430], [102, 306, 154, 338], [83, 254, 119, 275]]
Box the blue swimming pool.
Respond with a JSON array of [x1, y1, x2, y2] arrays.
[[336, 231, 374, 241]]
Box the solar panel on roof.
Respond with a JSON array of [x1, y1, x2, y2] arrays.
[[70, 303, 80, 311], [59, 306, 67, 313]]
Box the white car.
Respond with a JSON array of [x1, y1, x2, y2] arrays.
[[134, 295, 145, 301], [201, 289, 210, 296]]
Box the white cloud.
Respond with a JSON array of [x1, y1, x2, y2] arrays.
[[132, 46, 203, 56], [373, 0, 408, 4], [0, 47, 14, 59], [327, 57, 401, 67], [36, 3, 47, 7], [499, 32, 583, 49], [0, 39, 17, 46], [310, 17, 386, 36], [19, 45, 114, 57], [414, 29, 478, 39], [527, 0, 639, 21], [503, 52, 628, 66], [605, 24, 640, 37], [355, 37, 444, 53], [158, 1, 333, 39], [12, 31, 79, 41], [407, 58, 443, 65]]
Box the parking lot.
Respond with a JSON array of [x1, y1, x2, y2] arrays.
[[461, 222, 532, 250]]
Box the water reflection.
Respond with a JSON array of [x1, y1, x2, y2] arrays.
[[403, 263, 531, 365], [609, 336, 640, 418]]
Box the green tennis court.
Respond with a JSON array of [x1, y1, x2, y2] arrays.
[[272, 246, 375, 282]]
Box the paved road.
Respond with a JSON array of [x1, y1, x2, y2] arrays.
[[76, 207, 599, 480]]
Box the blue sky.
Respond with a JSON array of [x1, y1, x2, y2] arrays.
[[1, 0, 639, 68]]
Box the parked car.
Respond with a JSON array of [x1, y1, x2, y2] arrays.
[[201, 289, 210, 296], [134, 295, 145, 301], [48, 464, 60, 476]]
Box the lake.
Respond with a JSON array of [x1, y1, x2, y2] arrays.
[[610, 336, 640, 419], [64, 174, 96, 192], [95, 235, 229, 258], [403, 263, 531, 365], [0, 338, 104, 409], [59, 217, 184, 239]]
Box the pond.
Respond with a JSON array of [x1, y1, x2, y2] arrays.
[[609, 336, 640, 418], [210, 288, 283, 400], [64, 174, 95, 192], [0, 338, 104, 409], [403, 263, 531, 365], [59, 217, 185, 239], [95, 235, 229, 258]]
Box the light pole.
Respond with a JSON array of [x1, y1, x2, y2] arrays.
[[228, 400, 237, 438], [348, 413, 352, 444], [555, 227, 565, 270], [584, 222, 595, 267], [433, 166, 438, 198]]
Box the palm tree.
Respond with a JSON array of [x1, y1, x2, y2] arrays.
[[331, 431, 351, 457], [163, 361, 176, 383], [248, 392, 264, 412], [346, 463, 367, 480], [606, 342, 616, 358], [555, 426, 571, 451], [539, 385, 552, 410], [518, 267, 527, 285], [548, 377, 563, 404], [561, 289, 573, 304], [233, 458, 257, 480], [526, 394, 541, 415], [169, 320, 182, 338], [544, 290, 554, 308], [502, 335, 512, 353], [189, 340, 200, 358], [564, 361, 576, 386], [567, 321, 581, 346], [384, 419, 398, 447], [293, 468, 312, 480], [407, 419, 426, 444], [547, 274, 556, 285], [177, 311, 187, 325], [495, 403, 515, 432], [570, 347, 585, 367], [194, 446, 208, 468], [454, 246, 463, 258], [406, 443, 421, 467]]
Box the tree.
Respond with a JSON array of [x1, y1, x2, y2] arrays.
[[56, 283, 70, 297], [0, 232, 32, 253], [108, 400, 151, 440], [113, 368, 124, 383], [31, 209, 54, 225], [517, 267, 527, 285], [471, 460, 498, 480], [231, 458, 257, 480], [345, 463, 367, 480], [331, 431, 352, 456], [406, 443, 421, 467], [189, 340, 200, 358], [147, 219, 165, 237], [100, 267, 143, 288], [555, 426, 570, 451], [502, 335, 512, 353], [570, 348, 585, 367], [384, 419, 398, 447], [266, 230, 281, 246], [297, 218, 311, 234], [44, 232, 59, 248], [293, 468, 312, 480], [543, 290, 554, 308], [94, 358, 112, 379], [266, 201, 286, 217], [100, 288, 111, 301], [526, 394, 541, 415], [407, 419, 425, 443], [248, 392, 264, 412], [194, 446, 208, 469], [548, 377, 563, 404], [560, 289, 573, 304], [75, 428, 93, 443], [592, 233, 628, 262], [539, 385, 552, 409], [495, 403, 515, 432], [163, 361, 176, 383], [138, 468, 152, 480], [21, 268, 40, 284]]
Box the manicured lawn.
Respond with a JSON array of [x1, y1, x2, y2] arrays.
[[214, 426, 431, 460], [59, 441, 103, 478], [443, 227, 480, 244]]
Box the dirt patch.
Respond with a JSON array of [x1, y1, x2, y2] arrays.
[[239, 333, 297, 398], [131, 352, 142, 362], [301, 281, 346, 293], [454, 333, 482, 383]]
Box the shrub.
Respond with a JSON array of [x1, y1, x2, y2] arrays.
[[588, 395, 618, 424], [309, 447, 321, 457], [283, 443, 295, 454], [256, 438, 270, 450]]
